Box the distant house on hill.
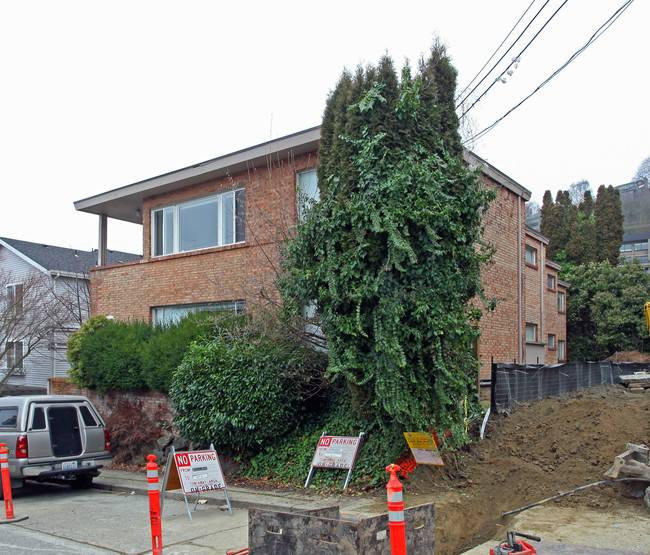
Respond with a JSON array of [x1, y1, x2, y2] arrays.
[[0, 237, 140, 393], [616, 177, 650, 272]]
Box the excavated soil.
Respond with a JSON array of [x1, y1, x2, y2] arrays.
[[398, 384, 650, 554]]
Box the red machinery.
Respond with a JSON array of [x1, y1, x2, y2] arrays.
[[490, 530, 541, 554]]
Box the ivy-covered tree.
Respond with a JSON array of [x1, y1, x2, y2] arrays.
[[281, 43, 495, 438], [564, 260, 650, 360]]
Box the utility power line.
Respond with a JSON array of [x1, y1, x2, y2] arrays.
[[463, 0, 635, 145], [456, 0, 544, 108], [459, 0, 570, 120], [455, 0, 538, 106]]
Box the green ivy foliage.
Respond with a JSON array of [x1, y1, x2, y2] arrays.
[[169, 326, 327, 451], [246, 392, 406, 489], [281, 47, 495, 439]]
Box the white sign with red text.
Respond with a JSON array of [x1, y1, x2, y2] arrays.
[[311, 435, 362, 469], [173, 449, 226, 494]]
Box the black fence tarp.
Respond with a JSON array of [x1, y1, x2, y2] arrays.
[[491, 361, 650, 410]]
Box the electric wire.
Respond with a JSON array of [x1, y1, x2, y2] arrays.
[[458, 0, 569, 120], [455, 0, 538, 106], [463, 0, 635, 145]]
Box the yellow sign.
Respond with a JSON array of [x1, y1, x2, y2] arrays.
[[404, 432, 444, 465]]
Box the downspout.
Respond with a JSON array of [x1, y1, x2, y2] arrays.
[[518, 197, 523, 363], [51, 274, 58, 380], [538, 241, 546, 356]]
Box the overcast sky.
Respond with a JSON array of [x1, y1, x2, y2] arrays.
[[1, 1, 647, 255]]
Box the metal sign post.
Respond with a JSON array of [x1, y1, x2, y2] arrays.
[[304, 431, 365, 490]]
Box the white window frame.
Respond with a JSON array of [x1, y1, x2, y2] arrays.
[[525, 245, 537, 266], [558, 291, 566, 313], [558, 340, 566, 361], [151, 188, 245, 257], [547, 274, 556, 291], [296, 168, 319, 221], [525, 323, 538, 343], [548, 334, 556, 349]]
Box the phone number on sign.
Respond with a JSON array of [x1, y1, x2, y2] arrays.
[[190, 484, 224, 493]]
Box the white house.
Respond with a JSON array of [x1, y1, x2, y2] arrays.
[[0, 237, 140, 393]]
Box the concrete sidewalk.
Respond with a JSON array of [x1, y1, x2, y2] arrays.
[[94, 466, 381, 519]]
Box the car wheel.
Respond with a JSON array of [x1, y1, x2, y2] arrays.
[[70, 475, 94, 489]]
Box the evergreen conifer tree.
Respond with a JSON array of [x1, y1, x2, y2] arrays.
[[594, 185, 624, 265], [282, 42, 494, 436]]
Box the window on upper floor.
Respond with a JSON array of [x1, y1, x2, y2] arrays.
[[558, 291, 566, 313], [633, 241, 648, 251], [635, 255, 649, 264], [525, 323, 538, 342], [558, 340, 566, 361], [525, 245, 537, 267], [620, 243, 632, 252], [6, 341, 24, 371], [6, 283, 23, 313], [151, 188, 245, 257], [547, 274, 556, 291], [547, 334, 556, 349], [297, 169, 319, 221]]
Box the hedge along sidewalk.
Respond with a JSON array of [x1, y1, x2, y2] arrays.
[[93, 467, 380, 518]]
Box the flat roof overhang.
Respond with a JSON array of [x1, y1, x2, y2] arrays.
[[74, 126, 322, 224], [74, 124, 531, 225]]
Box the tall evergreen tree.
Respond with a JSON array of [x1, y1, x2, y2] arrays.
[[282, 42, 494, 436], [594, 185, 624, 265]]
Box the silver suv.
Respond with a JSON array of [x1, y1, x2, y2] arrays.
[[0, 395, 112, 494]]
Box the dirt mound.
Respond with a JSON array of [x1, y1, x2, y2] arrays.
[[402, 385, 650, 554], [608, 350, 650, 363]]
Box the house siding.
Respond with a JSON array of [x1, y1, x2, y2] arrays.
[[0, 245, 87, 390]]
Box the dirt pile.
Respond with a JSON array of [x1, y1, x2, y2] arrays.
[[403, 385, 650, 554], [608, 350, 650, 363]]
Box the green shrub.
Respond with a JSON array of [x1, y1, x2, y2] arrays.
[[67, 315, 112, 387], [72, 319, 153, 394], [169, 326, 326, 451], [246, 392, 408, 489], [140, 312, 215, 393]]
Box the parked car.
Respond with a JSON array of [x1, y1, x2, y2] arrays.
[[0, 395, 112, 496]]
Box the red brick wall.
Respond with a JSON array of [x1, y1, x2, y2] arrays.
[[49, 378, 174, 426], [90, 148, 566, 382], [91, 152, 316, 320], [477, 179, 525, 378]]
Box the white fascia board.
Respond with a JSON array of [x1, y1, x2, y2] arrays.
[[0, 238, 49, 275]]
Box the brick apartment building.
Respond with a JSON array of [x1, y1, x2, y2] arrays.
[[74, 126, 566, 382]]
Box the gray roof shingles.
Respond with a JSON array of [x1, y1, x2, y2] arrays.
[[0, 237, 141, 275]]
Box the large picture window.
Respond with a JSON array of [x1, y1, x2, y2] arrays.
[[152, 300, 246, 326], [152, 188, 245, 257]]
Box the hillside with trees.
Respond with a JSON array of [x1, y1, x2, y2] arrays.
[[539, 183, 650, 360]]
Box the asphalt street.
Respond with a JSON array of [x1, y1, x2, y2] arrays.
[[0, 481, 250, 554]]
